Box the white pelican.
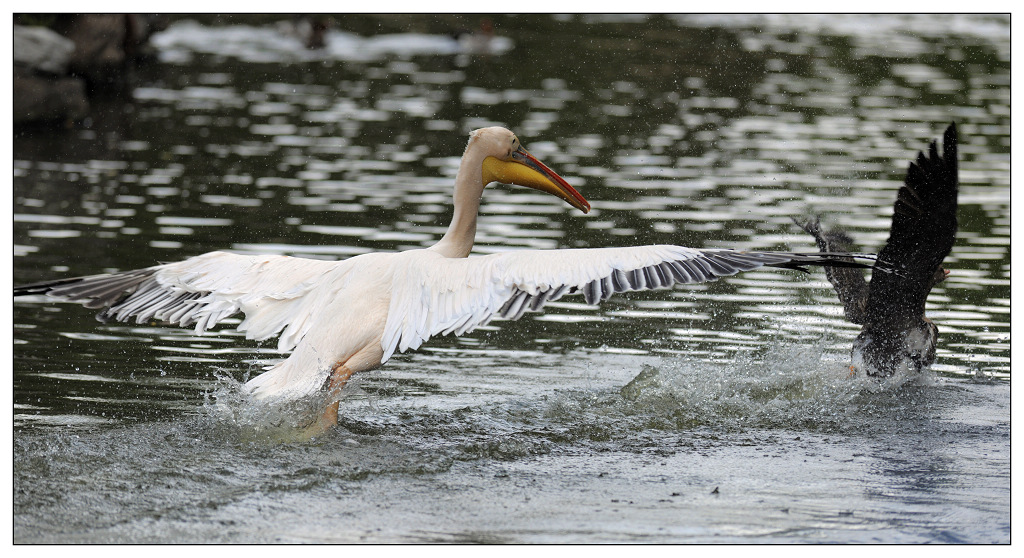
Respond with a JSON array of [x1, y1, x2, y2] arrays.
[[797, 122, 958, 376], [15, 126, 876, 435]]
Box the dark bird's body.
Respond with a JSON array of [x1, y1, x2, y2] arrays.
[[799, 123, 959, 376]]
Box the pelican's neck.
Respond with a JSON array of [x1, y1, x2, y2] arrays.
[[430, 147, 486, 259]]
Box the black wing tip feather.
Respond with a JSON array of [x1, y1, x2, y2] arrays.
[[14, 269, 162, 318], [944, 121, 957, 158], [907, 121, 958, 186], [14, 277, 86, 297], [791, 216, 860, 254], [791, 216, 819, 236], [766, 252, 877, 271], [886, 122, 960, 258], [791, 216, 906, 278]]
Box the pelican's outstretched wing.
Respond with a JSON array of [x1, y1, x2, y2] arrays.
[[14, 251, 343, 352], [866, 123, 958, 329], [382, 245, 875, 361]]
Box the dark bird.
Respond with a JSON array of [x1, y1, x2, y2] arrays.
[[798, 123, 959, 376]]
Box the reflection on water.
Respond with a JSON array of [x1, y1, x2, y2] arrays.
[[13, 14, 1008, 543]]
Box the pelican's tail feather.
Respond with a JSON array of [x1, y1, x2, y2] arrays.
[[243, 346, 331, 403]]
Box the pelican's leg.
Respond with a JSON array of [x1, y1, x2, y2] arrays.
[[322, 363, 353, 427], [298, 363, 353, 439]]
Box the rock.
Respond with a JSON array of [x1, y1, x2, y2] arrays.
[[13, 69, 90, 124], [13, 25, 75, 74], [14, 15, 165, 126], [59, 14, 130, 87]]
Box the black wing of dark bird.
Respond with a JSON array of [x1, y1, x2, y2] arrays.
[[865, 122, 958, 330], [794, 217, 870, 324]]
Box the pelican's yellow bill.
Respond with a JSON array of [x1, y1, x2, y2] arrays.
[[482, 155, 590, 213]]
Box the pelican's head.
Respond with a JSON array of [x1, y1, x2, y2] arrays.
[[470, 127, 590, 213]]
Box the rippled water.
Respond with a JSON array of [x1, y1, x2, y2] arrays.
[[12, 14, 1009, 543]]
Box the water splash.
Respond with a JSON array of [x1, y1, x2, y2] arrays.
[[534, 341, 945, 442], [199, 370, 344, 444]]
